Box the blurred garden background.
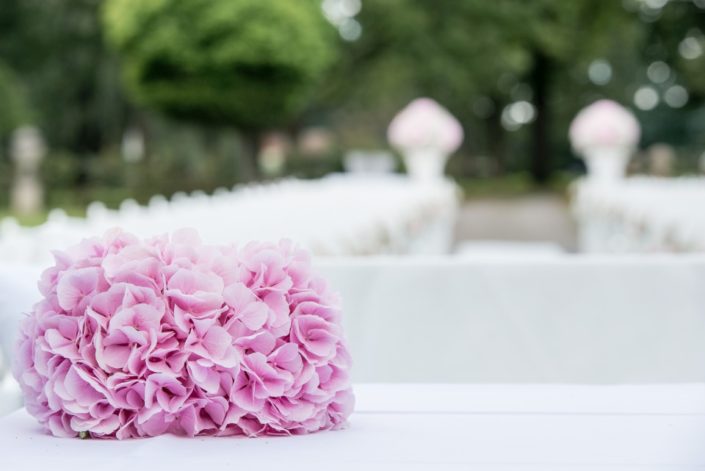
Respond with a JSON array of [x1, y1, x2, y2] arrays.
[[1, 0, 705, 227]]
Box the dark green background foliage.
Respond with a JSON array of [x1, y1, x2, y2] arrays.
[[2, 0, 705, 217], [103, 0, 336, 129], [0, 63, 31, 136], [0, 0, 128, 153]]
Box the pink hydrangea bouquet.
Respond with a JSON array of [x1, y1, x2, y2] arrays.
[[13, 229, 354, 439]]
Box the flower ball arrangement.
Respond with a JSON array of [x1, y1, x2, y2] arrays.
[[569, 99, 641, 154], [13, 229, 354, 439], [387, 97, 464, 155]]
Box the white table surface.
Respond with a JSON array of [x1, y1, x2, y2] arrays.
[[2, 383, 705, 470], [318, 256, 705, 383], [6, 257, 705, 384]]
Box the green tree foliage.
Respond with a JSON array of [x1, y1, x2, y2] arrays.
[[0, 62, 31, 137], [0, 0, 129, 153], [313, 0, 424, 148], [319, 0, 639, 182], [636, 0, 705, 97], [613, 1, 705, 166], [3, 0, 705, 199], [103, 0, 336, 130], [498, 0, 638, 182]]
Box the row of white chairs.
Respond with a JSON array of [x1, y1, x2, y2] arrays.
[[572, 176, 705, 253], [0, 174, 460, 264]]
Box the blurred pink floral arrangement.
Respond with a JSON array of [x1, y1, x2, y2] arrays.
[[13, 229, 353, 439], [387, 97, 464, 154], [569, 99, 641, 154]]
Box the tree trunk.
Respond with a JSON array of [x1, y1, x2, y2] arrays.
[[486, 100, 505, 176], [240, 129, 261, 182], [529, 51, 551, 184]]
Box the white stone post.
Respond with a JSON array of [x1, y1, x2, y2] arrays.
[[569, 100, 641, 252], [569, 100, 640, 184], [10, 126, 46, 216]]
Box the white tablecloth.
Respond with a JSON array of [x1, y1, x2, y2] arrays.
[[3, 256, 705, 385], [1, 383, 704, 470], [318, 255, 705, 383]]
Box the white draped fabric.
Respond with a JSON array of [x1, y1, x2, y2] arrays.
[[1, 383, 704, 469], [0, 264, 41, 391], [318, 256, 705, 383], [573, 176, 705, 253], [0, 175, 459, 264], [2, 256, 705, 390]]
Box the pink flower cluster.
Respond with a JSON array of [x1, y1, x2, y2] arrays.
[[569, 99, 641, 153], [13, 229, 353, 439], [387, 97, 464, 154]]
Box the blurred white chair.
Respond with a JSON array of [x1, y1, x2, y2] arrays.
[[0, 175, 460, 264], [343, 150, 396, 174], [0, 264, 42, 373], [573, 176, 705, 253], [0, 264, 42, 415]]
